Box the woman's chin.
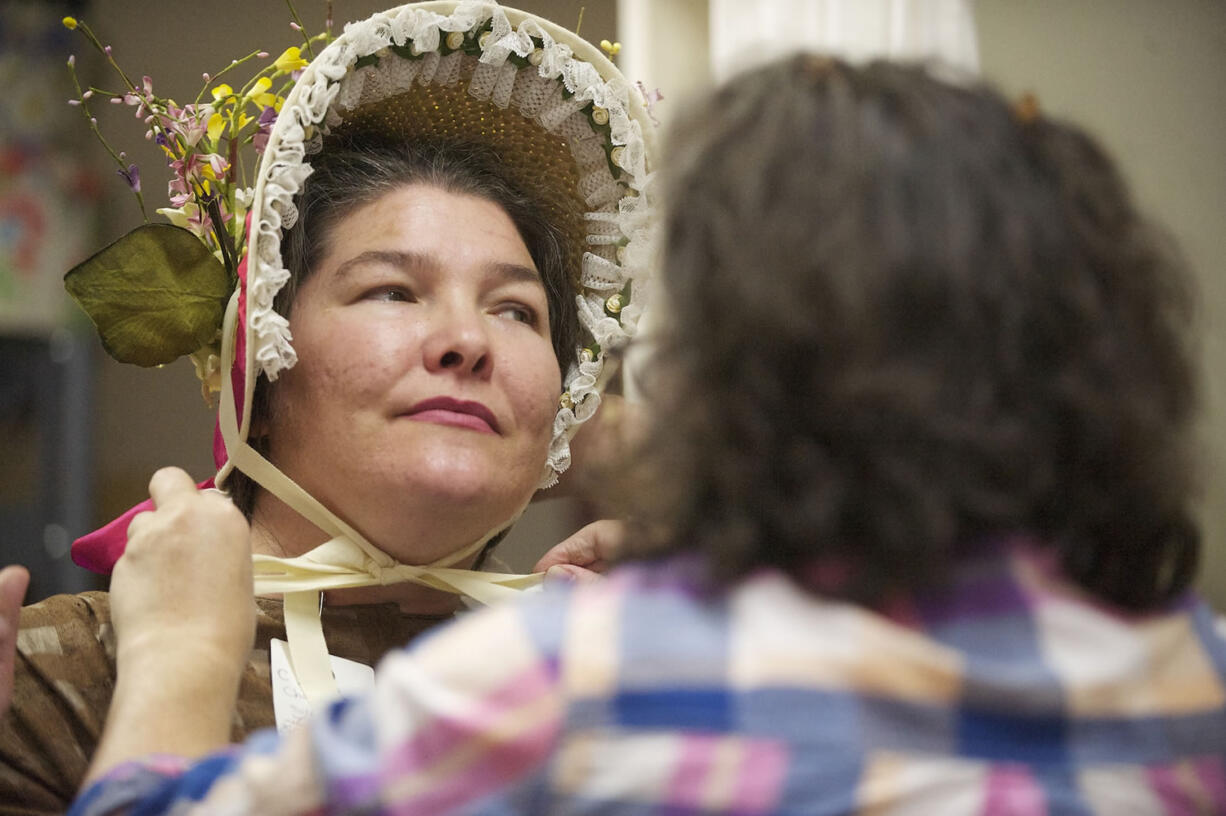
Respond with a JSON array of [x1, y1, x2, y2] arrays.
[[392, 455, 536, 514]]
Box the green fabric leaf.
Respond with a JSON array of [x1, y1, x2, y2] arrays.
[[64, 223, 231, 367]]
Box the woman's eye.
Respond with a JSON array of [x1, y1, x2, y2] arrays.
[[495, 304, 537, 325], [367, 287, 413, 303]]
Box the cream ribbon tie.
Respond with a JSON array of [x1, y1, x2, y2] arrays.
[[218, 293, 543, 706], [251, 535, 543, 603], [252, 535, 542, 706]]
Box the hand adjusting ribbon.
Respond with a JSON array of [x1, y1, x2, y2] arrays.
[[218, 292, 543, 706]]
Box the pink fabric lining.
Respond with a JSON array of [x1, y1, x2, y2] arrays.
[[212, 240, 249, 472], [70, 478, 216, 574]]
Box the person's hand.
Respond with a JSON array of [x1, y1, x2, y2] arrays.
[[110, 467, 255, 677], [85, 468, 256, 784], [0, 565, 30, 717], [533, 519, 626, 585]]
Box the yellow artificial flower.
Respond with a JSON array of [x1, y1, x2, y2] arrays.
[[210, 84, 234, 103], [274, 46, 309, 75], [62, 16, 77, 30], [206, 112, 226, 142], [243, 77, 277, 109]]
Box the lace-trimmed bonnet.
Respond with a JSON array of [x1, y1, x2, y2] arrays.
[[71, 1, 658, 583], [229, 0, 657, 490]]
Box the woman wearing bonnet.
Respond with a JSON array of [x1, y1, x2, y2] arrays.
[[0, 2, 655, 811], [65, 55, 1226, 814]]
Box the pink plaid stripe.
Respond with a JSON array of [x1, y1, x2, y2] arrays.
[[1148, 757, 1226, 815], [1192, 756, 1226, 811], [666, 734, 788, 814], [380, 661, 560, 812], [668, 734, 717, 805], [981, 764, 1046, 816], [731, 738, 789, 812], [383, 715, 556, 815]]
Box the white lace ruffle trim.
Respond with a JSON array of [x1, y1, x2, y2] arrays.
[[248, 1, 656, 486]]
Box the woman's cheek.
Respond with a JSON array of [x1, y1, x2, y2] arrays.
[[517, 356, 562, 436]]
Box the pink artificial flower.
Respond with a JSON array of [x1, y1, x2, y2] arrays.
[[636, 81, 665, 125], [164, 103, 209, 148], [167, 175, 192, 208], [124, 75, 158, 118]]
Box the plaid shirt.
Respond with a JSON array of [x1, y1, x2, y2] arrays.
[[71, 542, 1226, 815]]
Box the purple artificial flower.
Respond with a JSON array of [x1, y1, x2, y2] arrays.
[[252, 105, 278, 154], [117, 163, 141, 192]]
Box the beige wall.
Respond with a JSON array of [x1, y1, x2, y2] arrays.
[[974, 0, 1226, 606]]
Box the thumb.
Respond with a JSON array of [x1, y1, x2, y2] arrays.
[[0, 566, 30, 714], [533, 520, 625, 574]]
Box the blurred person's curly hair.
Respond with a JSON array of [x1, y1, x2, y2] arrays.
[[626, 56, 1201, 611]]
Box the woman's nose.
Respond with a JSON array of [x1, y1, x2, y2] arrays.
[[421, 307, 492, 377]]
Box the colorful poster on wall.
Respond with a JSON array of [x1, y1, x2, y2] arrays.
[[0, 4, 98, 335]]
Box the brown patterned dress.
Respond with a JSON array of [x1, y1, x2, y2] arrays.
[[0, 591, 451, 814]]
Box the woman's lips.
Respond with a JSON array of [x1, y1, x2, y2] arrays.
[[404, 397, 499, 434]]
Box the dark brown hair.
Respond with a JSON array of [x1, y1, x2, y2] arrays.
[[625, 57, 1201, 611], [229, 141, 579, 516]]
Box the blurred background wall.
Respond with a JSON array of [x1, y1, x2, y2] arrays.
[[2, 0, 1222, 607]]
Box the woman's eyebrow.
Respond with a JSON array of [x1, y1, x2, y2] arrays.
[[332, 249, 431, 279], [487, 261, 542, 286], [331, 253, 539, 286]]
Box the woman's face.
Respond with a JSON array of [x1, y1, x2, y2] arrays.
[[265, 183, 562, 560]]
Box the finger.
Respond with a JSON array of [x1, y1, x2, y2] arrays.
[[147, 467, 197, 509], [544, 564, 603, 585], [533, 537, 597, 573], [125, 510, 155, 541], [0, 567, 29, 619]]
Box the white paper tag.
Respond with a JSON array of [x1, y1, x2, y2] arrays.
[[269, 637, 376, 733]]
